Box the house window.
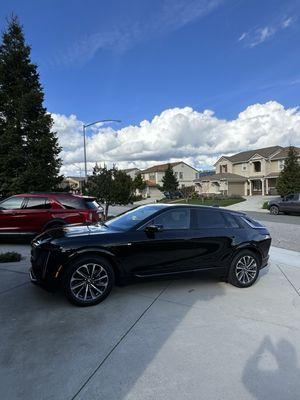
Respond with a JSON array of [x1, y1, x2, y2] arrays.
[[149, 173, 155, 180], [195, 172, 198, 179], [220, 164, 227, 173], [174, 172, 178, 177], [242, 163, 247, 171], [253, 161, 261, 172], [179, 172, 183, 179], [278, 160, 285, 170]]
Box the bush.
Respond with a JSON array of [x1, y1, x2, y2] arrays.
[[132, 194, 144, 202], [0, 252, 22, 263], [262, 201, 269, 209]]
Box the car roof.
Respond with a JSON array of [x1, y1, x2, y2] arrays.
[[12, 193, 88, 198], [139, 203, 245, 215]]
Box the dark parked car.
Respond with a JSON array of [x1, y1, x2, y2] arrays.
[[30, 204, 271, 306], [163, 191, 183, 199], [267, 193, 300, 215], [0, 193, 104, 237]]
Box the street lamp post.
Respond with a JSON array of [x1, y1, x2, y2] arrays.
[[82, 119, 121, 180]]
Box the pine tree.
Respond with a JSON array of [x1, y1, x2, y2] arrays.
[[276, 146, 300, 196], [161, 164, 179, 194], [0, 16, 62, 196], [133, 173, 146, 192]]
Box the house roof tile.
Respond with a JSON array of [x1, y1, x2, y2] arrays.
[[195, 172, 247, 182], [142, 161, 182, 173]]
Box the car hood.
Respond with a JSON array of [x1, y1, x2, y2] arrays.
[[33, 223, 120, 243]]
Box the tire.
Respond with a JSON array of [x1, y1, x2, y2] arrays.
[[269, 205, 279, 215], [62, 256, 114, 306], [228, 250, 260, 288]]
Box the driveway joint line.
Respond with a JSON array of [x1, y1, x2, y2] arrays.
[[276, 264, 300, 297], [71, 281, 173, 400], [0, 281, 29, 296], [0, 267, 28, 275]]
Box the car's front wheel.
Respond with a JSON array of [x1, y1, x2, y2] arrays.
[[269, 205, 279, 215], [228, 250, 260, 288], [63, 256, 114, 306]]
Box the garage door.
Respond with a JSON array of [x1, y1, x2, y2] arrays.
[[228, 182, 244, 196]]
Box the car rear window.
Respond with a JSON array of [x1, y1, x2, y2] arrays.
[[25, 197, 51, 209], [56, 196, 86, 209], [192, 208, 226, 228], [84, 199, 101, 209], [222, 213, 240, 228]]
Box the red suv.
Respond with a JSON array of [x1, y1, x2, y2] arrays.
[[0, 193, 104, 237]]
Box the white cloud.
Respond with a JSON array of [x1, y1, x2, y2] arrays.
[[238, 32, 247, 41], [282, 17, 295, 28], [239, 15, 296, 48], [53, 0, 223, 67], [52, 101, 300, 176]]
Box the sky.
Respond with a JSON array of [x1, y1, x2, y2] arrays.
[[1, 0, 300, 176]]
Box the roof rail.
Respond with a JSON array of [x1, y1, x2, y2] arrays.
[[28, 191, 71, 195]]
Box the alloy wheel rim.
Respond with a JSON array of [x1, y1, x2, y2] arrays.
[[271, 206, 278, 215], [235, 255, 257, 284], [70, 263, 108, 301]]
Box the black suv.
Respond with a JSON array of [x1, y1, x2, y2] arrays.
[[30, 204, 271, 306]]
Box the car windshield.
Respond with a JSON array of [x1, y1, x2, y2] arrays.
[[106, 205, 165, 231]]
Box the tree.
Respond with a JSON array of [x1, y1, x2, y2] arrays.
[[133, 173, 146, 193], [0, 16, 62, 196], [161, 164, 179, 193], [87, 164, 133, 219], [180, 185, 195, 203], [276, 146, 300, 196]]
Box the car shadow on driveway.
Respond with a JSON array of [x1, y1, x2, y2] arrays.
[[0, 268, 229, 400]]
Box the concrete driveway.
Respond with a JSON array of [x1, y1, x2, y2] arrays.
[[0, 244, 300, 399], [226, 195, 279, 213]]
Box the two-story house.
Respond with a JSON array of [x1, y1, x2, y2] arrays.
[[142, 161, 199, 197], [122, 168, 141, 180], [194, 145, 300, 196]]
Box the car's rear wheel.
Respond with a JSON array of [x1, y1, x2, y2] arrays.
[[63, 256, 114, 306], [228, 250, 260, 288], [269, 205, 279, 215]]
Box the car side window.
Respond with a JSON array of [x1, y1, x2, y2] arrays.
[[0, 197, 25, 210], [153, 208, 190, 230], [222, 212, 240, 228], [25, 197, 51, 209], [192, 209, 226, 228], [284, 194, 298, 201]]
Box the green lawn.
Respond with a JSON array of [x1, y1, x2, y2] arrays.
[[159, 197, 246, 207]]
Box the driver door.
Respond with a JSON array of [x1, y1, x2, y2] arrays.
[[0, 196, 26, 233], [119, 208, 193, 277]]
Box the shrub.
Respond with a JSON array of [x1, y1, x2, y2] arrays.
[[0, 252, 22, 263], [262, 201, 269, 209]]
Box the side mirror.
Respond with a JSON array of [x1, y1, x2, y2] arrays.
[[145, 224, 163, 234]]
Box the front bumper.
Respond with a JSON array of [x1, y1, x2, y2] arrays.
[[261, 255, 269, 269]]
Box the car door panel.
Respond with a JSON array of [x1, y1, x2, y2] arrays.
[[0, 197, 26, 233], [113, 230, 195, 276]]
